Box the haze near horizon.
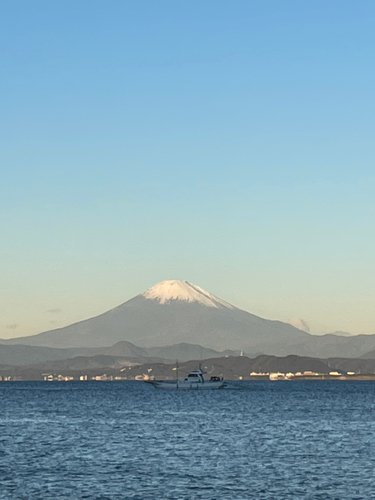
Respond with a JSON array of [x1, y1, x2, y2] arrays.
[[1, 1, 374, 338]]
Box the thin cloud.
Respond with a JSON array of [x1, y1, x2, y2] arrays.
[[5, 324, 18, 330], [46, 308, 63, 314], [285, 317, 310, 333]]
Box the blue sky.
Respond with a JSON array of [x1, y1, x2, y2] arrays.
[[1, 0, 375, 337]]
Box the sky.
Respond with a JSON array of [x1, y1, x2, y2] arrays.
[[1, 0, 375, 338]]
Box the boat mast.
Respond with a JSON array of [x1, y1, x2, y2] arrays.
[[176, 359, 179, 389]]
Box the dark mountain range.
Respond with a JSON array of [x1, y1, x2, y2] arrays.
[[2, 279, 375, 359], [2, 354, 375, 382], [277, 333, 375, 358], [0, 341, 239, 366]]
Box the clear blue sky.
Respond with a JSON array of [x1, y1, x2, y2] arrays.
[[1, 0, 375, 337]]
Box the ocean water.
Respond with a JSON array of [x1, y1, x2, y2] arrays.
[[0, 381, 374, 499]]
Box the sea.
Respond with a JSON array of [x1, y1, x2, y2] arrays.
[[0, 380, 374, 499]]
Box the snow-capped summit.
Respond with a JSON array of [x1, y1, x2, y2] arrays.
[[141, 279, 235, 309]]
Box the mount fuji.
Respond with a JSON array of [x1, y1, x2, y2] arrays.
[[3, 279, 375, 358], [1, 280, 310, 352]]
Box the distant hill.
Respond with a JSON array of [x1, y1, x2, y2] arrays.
[[360, 350, 375, 359], [0, 341, 239, 366]]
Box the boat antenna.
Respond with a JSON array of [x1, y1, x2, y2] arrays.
[[176, 359, 179, 383]]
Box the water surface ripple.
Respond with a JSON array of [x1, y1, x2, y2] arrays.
[[1, 380, 374, 499]]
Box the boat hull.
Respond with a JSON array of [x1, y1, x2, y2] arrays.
[[146, 380, 226, 390]]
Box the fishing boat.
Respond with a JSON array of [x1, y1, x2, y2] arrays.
[[145, 366, 226, 390]]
